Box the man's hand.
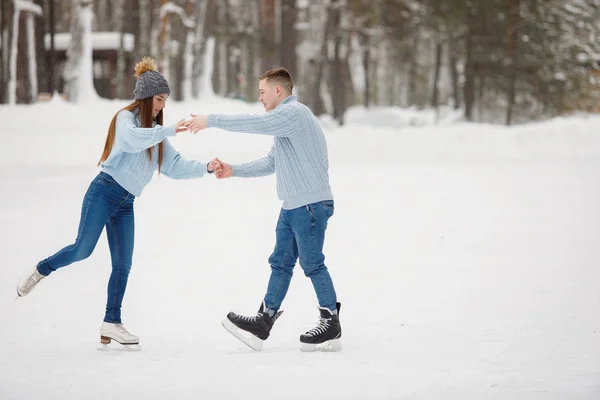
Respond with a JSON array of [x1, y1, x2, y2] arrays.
[[186, 114, 208, 134], [214, 158, 232, 179], [207, 159, 222, 175]]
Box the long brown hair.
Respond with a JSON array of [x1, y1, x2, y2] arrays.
[[97, 97, 164, 173]]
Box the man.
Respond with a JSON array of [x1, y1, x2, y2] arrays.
[[186, 67, 341, 352]]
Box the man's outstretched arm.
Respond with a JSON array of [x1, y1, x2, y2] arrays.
[[186, 106, 299, 137]]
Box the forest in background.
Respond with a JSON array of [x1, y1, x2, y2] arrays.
[[1, 0, 600, 125]]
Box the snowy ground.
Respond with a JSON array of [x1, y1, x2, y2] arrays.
[[1, 96, 599, 399]]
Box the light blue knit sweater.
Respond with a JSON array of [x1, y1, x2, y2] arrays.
[[101, 110, 208, 197], [207, 95, 333, 210]]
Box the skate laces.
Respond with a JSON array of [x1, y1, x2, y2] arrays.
[[115, 324, 134, 337], [20, 269, 44, 293], [305, 317, 331, 337], [238, 314, 259, 323]]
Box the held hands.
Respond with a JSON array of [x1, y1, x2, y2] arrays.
[[184, 114, 208, 134], [175, 118, 188, 133], [207, 159, 221, 174], [207, 157, 232, 179]]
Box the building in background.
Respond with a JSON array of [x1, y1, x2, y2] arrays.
[[43, 32, 135, 99]]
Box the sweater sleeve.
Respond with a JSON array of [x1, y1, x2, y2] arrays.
[[116, 110, 177, 153], [232, 145, 276, 178], [160, 139, 207, 179], [207, 104, 299, 137]]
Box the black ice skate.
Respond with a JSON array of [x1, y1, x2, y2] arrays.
[[300, 302, 342, 352], [222, 301, 283, 351]]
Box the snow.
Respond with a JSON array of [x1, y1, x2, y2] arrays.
[[14, 0, 43, 15], [0, 95, 599, 399], [44, 32, 135, 52], [159, 2, 195, 29]]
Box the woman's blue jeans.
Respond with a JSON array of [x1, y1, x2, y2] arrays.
[[264, 200, 337, 312], [37, 172, 135, 324]]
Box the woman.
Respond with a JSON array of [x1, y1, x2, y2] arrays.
[[17, 58, 219, 347]]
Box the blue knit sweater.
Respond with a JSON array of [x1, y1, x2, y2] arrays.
[[207, 95, 333, 210], [100, 110, 208, 197]]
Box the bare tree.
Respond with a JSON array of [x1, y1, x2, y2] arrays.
[[63, 0, 97, 103], [448, 36, 460, 109], [0, 0, 14, 104], [330, 0, 345, 123], [431, 41, 442, 112], [505, 0, 520, 125], [280, 0, 297, 78]]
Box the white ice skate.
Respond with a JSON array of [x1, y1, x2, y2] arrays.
[[17, 266, 46, 297], [98, 322, 141, 351]]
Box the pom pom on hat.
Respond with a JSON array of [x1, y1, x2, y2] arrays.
[[133, 57, 170, 100], [134, 57, 158, 78]]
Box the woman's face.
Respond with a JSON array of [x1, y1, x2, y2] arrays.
[[152, 94, 168, 118]]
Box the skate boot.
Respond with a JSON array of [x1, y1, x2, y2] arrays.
[[100, 322, 140, 350], [17, 266, 46, 297], [222, 301, 283, 351], [300, 302, 342, 352]]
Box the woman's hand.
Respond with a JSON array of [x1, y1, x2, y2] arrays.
[[175, 119, 188, 133], [207, 159, 222, 175], [213, 158, 232, 179]]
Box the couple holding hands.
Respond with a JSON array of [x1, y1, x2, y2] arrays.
[[17, 58, 341, 352]]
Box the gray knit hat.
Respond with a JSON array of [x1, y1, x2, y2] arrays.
[[133, 57, 170, 100]]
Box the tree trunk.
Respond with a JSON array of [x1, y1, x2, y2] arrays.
[[63, 0, 97, 103], [0, 0, 14, 104], [463, 27, 475, 121], [137, 0, 149, 58], [48, 0, 56, 94], [361, 32, 370, 108], [215, 0, 229, 96], [243, 0, 260, 101], [407, 31, 419, 106], [17, 12, 30, 103], [477, 74, 484, 122], [180, 1, 194, 101], [431, 40, 442, 110], [192, 0, 214, 98], [8, 4, 20, 104], [26, 13, 38, 102], [114, 0, 126, 99], [505, 0, 520, 126], [448, 36, 460, 109], [94, 0, 108, 29], [311, 1, 334, 116], [280, 0, 296, 78], [225, 1, 237, 97], [260, 0, 277, 71], [34, 0, 45, 94], [330, 0, 344, 124]]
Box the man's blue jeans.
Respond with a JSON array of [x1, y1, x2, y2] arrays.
[[37, 172, 135, 324], [264, 200, 337, 312]]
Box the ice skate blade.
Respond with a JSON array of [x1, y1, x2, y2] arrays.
[[97, 343, 141, 352], [222, 318, 264, 351], [100, 335, 139, 345], [300, 338, 342, 352]]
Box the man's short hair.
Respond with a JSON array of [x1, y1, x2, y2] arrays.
[[259, 67, 293, 93]]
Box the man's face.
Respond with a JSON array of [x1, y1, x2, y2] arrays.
[[258, 79, 279, 111]]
